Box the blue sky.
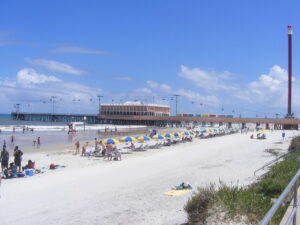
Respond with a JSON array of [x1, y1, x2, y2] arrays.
[[0, 0, 299, 117]]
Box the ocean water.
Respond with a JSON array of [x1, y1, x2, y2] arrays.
[[0, 114, 146, 151]]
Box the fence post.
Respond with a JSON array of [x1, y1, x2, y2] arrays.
[[293, 178, 298, 225]]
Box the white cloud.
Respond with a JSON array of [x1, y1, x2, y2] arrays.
[[146, 80, 172, 93], [178, 65, 236, 91], [17, 68, 60, 87], [50, 46, 107, 54], [0, 68, 102, 113], [234, 65, 300, 111], [25, 58, 86, 75]]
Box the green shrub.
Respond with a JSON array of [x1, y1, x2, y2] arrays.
[[184, 136, 300, 224]]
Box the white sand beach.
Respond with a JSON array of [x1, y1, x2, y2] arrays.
[[0, 130, 298, 225]]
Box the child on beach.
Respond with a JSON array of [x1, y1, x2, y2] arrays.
[[106, 143, 113, 161]]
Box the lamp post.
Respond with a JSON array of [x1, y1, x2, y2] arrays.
[[97, 95, 103, 115], [14, 103, 20, 120], [83, 116, 87, 132], [50, 96, 58, 122], [173, 94, 180, 116]]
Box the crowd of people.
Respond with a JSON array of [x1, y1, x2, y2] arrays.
[[74, 138, 122, 161]]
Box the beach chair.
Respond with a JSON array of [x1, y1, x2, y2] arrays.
[[133, 144, 145, 151]]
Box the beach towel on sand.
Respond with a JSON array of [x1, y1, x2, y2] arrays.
[[164, 189, 191, 196]]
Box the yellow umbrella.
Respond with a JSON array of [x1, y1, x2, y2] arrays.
[[136, 136, 151, 141], [164, 133, 175, 139], [173, 132, 183, 137], [260, 129, 268, 133], [152, 134, 165, 140], [102, 138, 120, 145], [120, 136, 137, 142]]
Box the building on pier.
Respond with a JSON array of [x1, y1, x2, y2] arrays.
[[100, 101, 170, 116]]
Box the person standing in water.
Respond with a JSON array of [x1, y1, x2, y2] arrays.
[[37, 137, 41, 148]]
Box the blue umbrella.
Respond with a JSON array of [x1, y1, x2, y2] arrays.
[[183, 131, 189, 136], [136, 136, 151, 141], [120, 136, 137, 142], [152, 134, 164, 140]]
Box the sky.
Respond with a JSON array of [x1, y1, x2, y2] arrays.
[[0, 0, 299, 118]]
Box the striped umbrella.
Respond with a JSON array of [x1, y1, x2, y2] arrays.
[[152, 134, 165, 140], [102, 138, 120, 145], [136, 136, 151, 141], [173, 132, 182, 137], [120, 136, 137, 142], [182, 131, 190, 136], [164, 133, 175, 139], [201, 128, 207, 133]]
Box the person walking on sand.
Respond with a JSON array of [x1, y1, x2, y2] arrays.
[[100, 141, 106, 157], [106, 143, 113, 161], [0, 148, 9, 172], [94, 138, 98, 147], [75, 141, 80, 155], [11, 135, 15, 146], [282, 131, 285, 141], [37, 137, 41, 148], [13, 146, 23, 172]]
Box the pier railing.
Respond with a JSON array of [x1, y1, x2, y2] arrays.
[[259, 169, 300, 225]]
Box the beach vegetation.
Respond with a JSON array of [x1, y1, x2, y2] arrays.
[[184, 136, 300, 225]]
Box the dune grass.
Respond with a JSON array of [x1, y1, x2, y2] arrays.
[[184, 136, 300, 225]]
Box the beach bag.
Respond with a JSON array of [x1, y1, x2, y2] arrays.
[[49, 164, 56, 170]]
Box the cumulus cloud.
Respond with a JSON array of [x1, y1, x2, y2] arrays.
[[50, 46, 107, 54], [146, 80, 172, 93], [25, 58, 86, 75], [17, 68, 60, 87], [235, 65, 300, 111], [0, 68, 102, 113], [178, 65, 236, 91]]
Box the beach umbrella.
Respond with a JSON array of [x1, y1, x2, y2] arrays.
[[173, 132, 182, 137], [189, 131, 195, 136], [164, 133, 175, 139], [136, 136, 151, 141], [201, 128, 207, 133], [152, 134, 164, 140], [182, 131, 190, 136], [120, 136, 137, 142], [102, 138, 120, 145]]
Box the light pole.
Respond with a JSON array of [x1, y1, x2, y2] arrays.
[[83, 116, 87, 132], [50, 96, 58, 115], [15, 103, 20, 120], [50, 96, 58, 122], [173, 94, 180, 116], [97, 95, 103, 115]]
